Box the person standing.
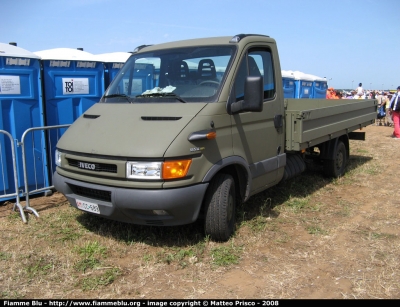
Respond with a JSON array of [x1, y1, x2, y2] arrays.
[[376, 91, 383, 104], [389, 86, 400, 139], [375, 91, 384, 125], [356, 83, 364, 97], [326, 87, 337, 99], [383, 93, 393, 127]]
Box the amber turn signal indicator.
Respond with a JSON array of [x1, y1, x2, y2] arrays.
[[206, 131, 216, 139], [162, 160, 192, 179]]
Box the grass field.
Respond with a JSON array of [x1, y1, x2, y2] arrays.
[[0, 124, 399, 299]]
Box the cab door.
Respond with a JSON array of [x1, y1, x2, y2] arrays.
[[231, 47, 285, 195]]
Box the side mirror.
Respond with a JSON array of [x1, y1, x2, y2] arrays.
[[230, 76, 264, 114]]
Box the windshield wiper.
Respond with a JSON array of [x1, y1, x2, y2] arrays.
[[103, 94, 132, 103], [136, 92, 187, 103]]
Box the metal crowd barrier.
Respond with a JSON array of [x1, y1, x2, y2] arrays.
[[0, 130, 27, 222], [0, 124, 71, 223]]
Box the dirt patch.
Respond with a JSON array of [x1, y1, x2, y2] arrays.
[[1, 124, 399, 299]]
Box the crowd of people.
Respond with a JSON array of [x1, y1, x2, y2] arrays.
[[326, 83, 400, 139]]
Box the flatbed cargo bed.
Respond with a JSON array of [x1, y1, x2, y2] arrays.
[[284, 98, 378, 151]]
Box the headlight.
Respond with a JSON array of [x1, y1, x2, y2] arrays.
[[126, 162, 162, 179], [55, 149, 62, 167], [126, 160, 191, 180]]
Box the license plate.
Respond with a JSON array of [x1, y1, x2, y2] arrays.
[[76, 199, 100, 214]]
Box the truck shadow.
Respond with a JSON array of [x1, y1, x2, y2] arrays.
[[238, 154, 372, 222], [76, 154, 372, 247]]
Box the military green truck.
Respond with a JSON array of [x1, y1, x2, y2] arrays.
[[53, 34, 377, 241]]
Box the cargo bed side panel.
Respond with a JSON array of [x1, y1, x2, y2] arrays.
[[285, 99, 377, 151]]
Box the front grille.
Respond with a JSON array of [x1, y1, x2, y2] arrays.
[[69, 184, 111, 202], [67, 158, 117, 173]]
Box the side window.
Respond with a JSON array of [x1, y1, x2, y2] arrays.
[[234, 48, 275, 102], [234, 58, 247, 102]]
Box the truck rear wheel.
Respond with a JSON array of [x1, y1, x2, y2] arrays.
[[324, 140, 347, 178], [204, 173, 236, 242]]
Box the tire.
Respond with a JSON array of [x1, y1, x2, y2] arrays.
[[282, 154, 306, 181], [286, 156, 296, 180], [293, 154, 306, 173], [204, 173, 236, 242], [323, 140, 347, 178]]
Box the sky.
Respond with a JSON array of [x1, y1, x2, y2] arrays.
[[1, 0, 399, 90]]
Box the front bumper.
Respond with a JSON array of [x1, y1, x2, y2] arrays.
[[53, 172, 208, 226]]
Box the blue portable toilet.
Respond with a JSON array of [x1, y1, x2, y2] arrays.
[[281, 70, 295, 98], [34, 48, 105, 177], [293, 71, 314, 99], [93, 52, 131, 89], [0, 43, 48, 199], [309, 74, 327, 98]]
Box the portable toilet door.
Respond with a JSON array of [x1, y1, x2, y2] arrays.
[[93, 52, 131, 89], [0, 43, 48, 200], [34, 48, 105, 179], [281, 70, 295, 98], [293, 71, 314, 99], [310, 75, 328, 99]]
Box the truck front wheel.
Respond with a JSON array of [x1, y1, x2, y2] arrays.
[[324, 140, 347, 178], [204, 173, 236, 242]]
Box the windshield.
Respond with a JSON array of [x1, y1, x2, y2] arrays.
[[102, 45, 236, 103]]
